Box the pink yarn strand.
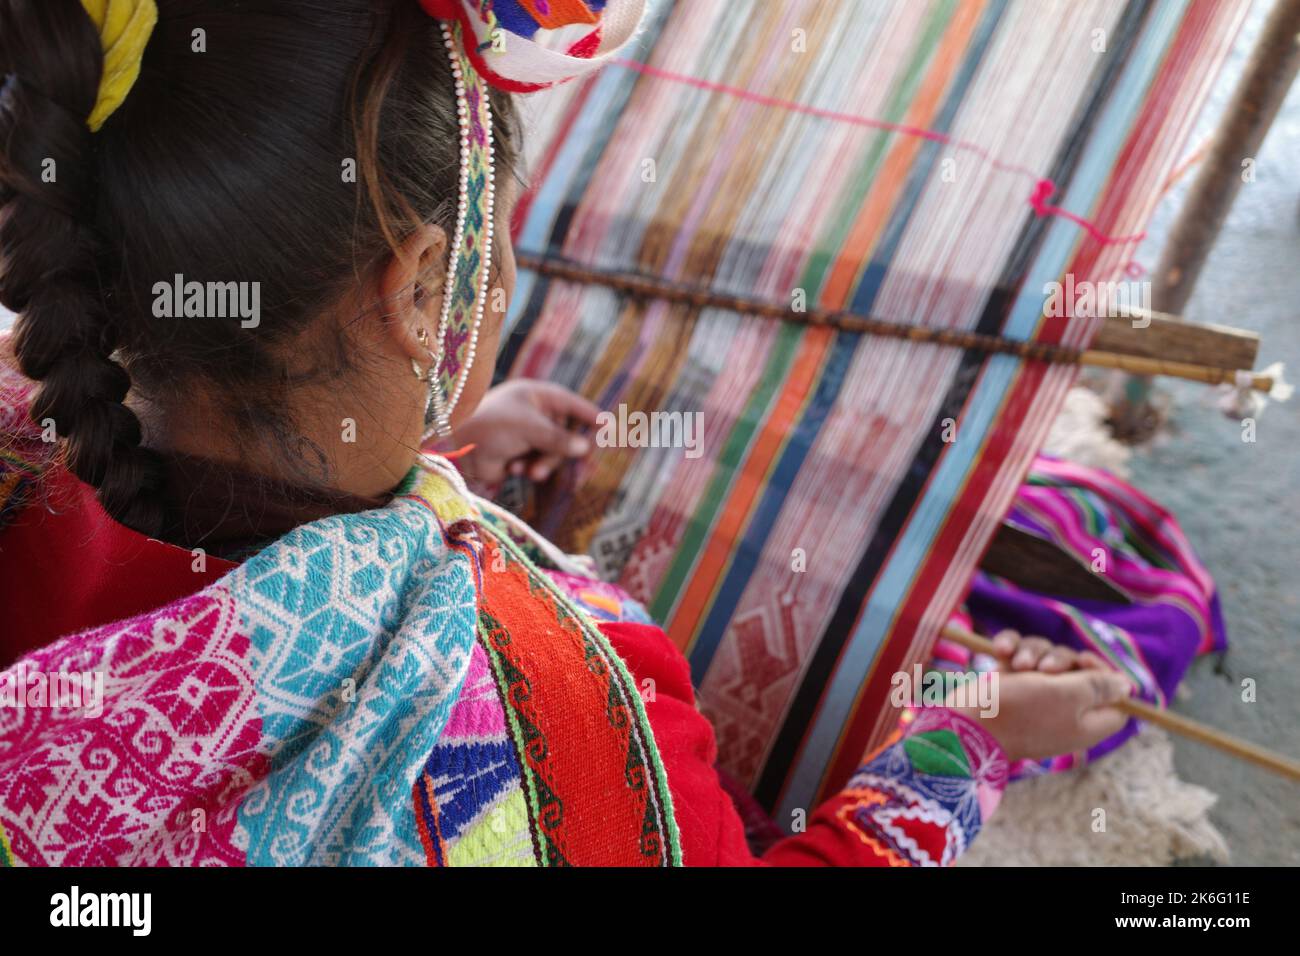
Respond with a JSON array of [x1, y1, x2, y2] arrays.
[[614, 58, 1148, 249]]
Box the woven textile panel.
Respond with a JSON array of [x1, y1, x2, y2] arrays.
[[496, 0, 1246, 818]]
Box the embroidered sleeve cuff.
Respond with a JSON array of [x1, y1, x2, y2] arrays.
[[833, 707, 1010, 866]]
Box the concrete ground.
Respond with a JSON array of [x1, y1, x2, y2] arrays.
[[1121, 0, 1300, 866]]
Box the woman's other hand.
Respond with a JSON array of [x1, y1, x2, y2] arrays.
[[986, 628, 1111, 675], [449, 380, 601, 488], [947, 629, 1133, 762]]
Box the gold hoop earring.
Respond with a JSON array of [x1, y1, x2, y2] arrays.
[[413, 328, 430, 380]]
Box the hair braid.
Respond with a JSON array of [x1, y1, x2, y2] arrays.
[[0, 0, 164, 535]]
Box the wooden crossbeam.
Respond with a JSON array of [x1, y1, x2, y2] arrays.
[[519, 253, 1276, 392], [1095, 311, 1259, 371]]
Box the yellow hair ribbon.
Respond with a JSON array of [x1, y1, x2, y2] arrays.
[[79, 0, 158, 131]]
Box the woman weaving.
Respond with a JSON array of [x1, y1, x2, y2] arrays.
[[0, 0, 1138, 866]]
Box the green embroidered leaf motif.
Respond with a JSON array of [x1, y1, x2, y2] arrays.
[[903, 729, 972, 777]]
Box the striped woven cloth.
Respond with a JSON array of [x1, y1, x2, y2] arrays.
[[497, 0, 1246, 819]]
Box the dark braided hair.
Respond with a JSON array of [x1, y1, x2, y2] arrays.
[[0, 2, 165, 533], [0, 0, 520, 537]]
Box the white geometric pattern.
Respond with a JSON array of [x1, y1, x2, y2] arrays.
[[231, 497, 478, 866], [0, 587, 262, 866]]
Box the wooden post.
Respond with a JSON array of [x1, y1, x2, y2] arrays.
[[1111, 0, 1300, 439]]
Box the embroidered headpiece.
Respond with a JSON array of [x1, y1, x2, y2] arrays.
[[419, 0, 647, 92]]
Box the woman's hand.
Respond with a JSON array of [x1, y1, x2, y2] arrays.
[[946, 630, 1133, 762], [986, 629, 1110, 674], [449, 380, 601, 488]]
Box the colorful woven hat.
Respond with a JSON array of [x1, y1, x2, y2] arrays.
[[418, 0, 647, 92]]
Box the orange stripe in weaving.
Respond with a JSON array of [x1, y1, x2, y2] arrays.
[[667, 326, 833, 650], [821, 0, 988, 308], [664, 7, 981, 649]]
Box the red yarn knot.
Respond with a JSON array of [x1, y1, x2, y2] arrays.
[[1028, 178, 1057, 217]]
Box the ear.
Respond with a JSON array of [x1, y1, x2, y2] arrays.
[[377, 223, 448, 366]]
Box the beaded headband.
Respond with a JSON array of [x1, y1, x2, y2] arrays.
[[420, 0, 646, 440], [424, 20, 496, 441]]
